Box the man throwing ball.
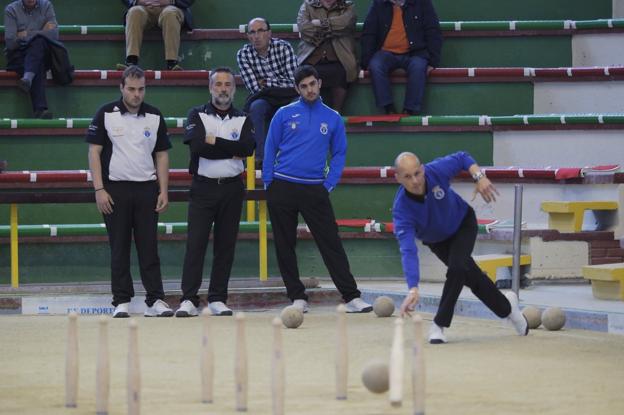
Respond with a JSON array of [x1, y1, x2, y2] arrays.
[[392, 151, 528, 343]]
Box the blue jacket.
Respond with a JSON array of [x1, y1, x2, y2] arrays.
[[360, 0, 442, 69], [392, 152, 477, 288], [262, 97, 346, 192]]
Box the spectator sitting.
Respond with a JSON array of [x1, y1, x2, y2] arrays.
[[4, 0, 60, 118], [296, 0, 357, 113], [236, 17, 298, 167], [360, 0, 442, 115], [118, 0, 194, 70]]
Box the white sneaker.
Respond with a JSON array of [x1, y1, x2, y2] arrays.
[[208, 301, 233, 316], [113, 302, 130, 318], [144, 299, 174, 317], [428, 323, 447, 344], [175, 300, 199, 317], [344, 297, 373, 313], [504, 291, 529, 336], [292, 299, 309, 314]]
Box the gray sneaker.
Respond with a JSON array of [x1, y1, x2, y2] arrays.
[[292, 299, 309, 314], [208, 301, 233, 316], [428, 323, 447, 344], [344, 297, 373, 313], [505, 291, 529, 336], [144, 299, 173, 317], [113, 302, 130, 318], [175, 300, 199, 317]]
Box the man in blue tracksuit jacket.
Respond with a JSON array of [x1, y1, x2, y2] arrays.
[[262, 65, 372, 314], [392, 151, 529, 343]]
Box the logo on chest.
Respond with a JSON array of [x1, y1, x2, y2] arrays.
[[432, 185, 445, 200], [230, 129, 240, 140], [320, 122, 328, 135], [143, 127, 152, 138]]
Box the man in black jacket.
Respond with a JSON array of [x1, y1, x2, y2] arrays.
[[4, 0, 59, 118], [175, 67, 255, 317], [119, 0, 194, 70], [360, 0, 442, 115]]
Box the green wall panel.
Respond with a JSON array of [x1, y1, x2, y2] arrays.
[[0, 237, 401, 284], [2, 81, 533, 118], [48, 0, 611, 27]]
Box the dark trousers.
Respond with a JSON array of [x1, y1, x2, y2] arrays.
[[180, 178, 245, 306], [6, 36, 51, 112], [102, 181, 165, 307], [368, 50, 428, 113], [248, 98, 278, 160], [425, 207, 511, 328], [267, 179, 361, 302]]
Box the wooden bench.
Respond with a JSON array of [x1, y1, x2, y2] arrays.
[[582, 263, 624, 301], [540, 201, 618, 233], [474, 254, 532, 282]]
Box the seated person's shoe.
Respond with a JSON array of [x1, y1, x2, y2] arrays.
[[144, 299, 174, 317], [208, 301, 233, 316], [384, 104, 397, 114], [34, 109, 53, 119], [116, 63, 129, 71], [18, 77, 31, 94], [113, 302, 130, 318], [168, 64, 183, 71], [344, 297, 373, 313], [428, 323, 447, 344], [175, 300, 199, 317]]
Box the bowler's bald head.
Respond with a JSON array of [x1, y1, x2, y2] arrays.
[[394, 152, 421, 172]]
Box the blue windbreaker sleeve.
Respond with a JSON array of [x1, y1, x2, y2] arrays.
[[324, 116, 347, 192], [428, 151, 476, 182], [262, 109, 283, 188], [394, 217, 421, 288]]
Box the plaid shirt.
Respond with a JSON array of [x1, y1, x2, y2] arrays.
[[236, 38, 297, 94]]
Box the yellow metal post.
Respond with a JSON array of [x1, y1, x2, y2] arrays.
[[246, 155, 256, 222], [10, 203, 19, 288], [259, 200, 268, 281]]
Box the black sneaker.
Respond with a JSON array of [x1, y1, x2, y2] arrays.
[[34, 109, 53, 119], [18, 77, 32, 94]]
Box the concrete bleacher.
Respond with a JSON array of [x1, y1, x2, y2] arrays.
[[2, 0, 624, 286]]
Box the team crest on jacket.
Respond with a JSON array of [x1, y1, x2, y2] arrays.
[[230, 129, 239, 140], [143, 127, 151, 138], [320, 122, 328, 135], [432, 185, 445, 200]]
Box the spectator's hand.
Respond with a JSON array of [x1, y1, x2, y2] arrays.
[[311, 19, 322, 27], [95, 190, 114, 215], [43, 22, 57, 31], [426, 66, 434, 76], [204, 134, 216, 145], [472, 177, 499, 203], [157, 0, 172, 6], [259, 78, 267, 88], [17, 30, 27, 39], [400, 287, 419, 317], [155, 192, 168, 213]]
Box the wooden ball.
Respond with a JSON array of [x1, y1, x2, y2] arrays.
[[542, 307, 566, 331], [361, 359, 389, 393], [522, 306, 542, 329], [280, 306, 303, 329], [373, 296, 395, 317]]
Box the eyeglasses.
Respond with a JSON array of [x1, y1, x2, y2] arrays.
[[247, 28, 269, 36]]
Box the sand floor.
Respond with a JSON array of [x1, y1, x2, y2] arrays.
[[1, 308, 623, 415]]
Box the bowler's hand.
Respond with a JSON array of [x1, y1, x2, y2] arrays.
[[155, 192, 168, 213], [472, 177, 499, 203], [95, 190, 114, 215], [400, 287, 419, 317]]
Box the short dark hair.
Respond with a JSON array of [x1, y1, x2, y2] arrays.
[[248, 17, 271, 31], [209, 66, 235, 85], [121, 65, 145, 87], [294, 65, 319, 86]]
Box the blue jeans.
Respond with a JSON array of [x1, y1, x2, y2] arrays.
[[368, 50, 428, 113], [248, 98, 279, 160], [6, 36, 51, 112]]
